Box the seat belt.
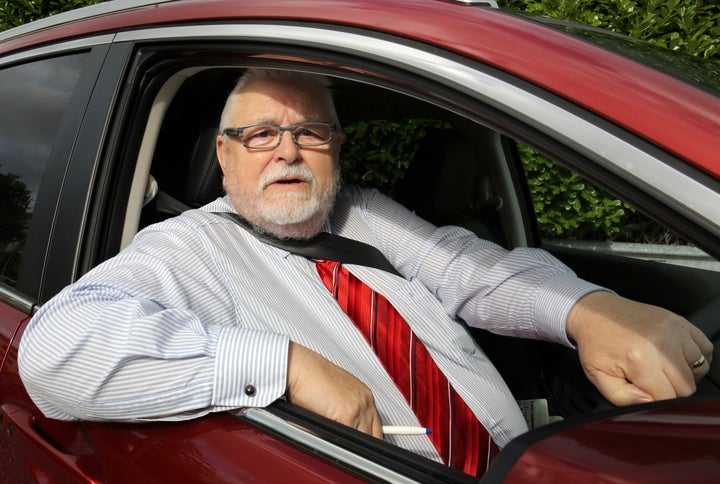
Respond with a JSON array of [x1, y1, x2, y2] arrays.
[[211, 211, 400, 277]]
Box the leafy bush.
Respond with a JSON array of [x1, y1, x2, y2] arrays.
[[502, 0, 719, 62], [0, 0, 100, 31], [519, 144, 682, 242], [340, 120, 450, 197]]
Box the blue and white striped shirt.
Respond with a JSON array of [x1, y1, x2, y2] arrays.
[[19, 185, 603, 461]]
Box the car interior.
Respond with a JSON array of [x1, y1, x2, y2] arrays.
[[107, 59, 719, 473]]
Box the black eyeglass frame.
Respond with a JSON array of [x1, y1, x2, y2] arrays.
[[222, 122, 337, 149]]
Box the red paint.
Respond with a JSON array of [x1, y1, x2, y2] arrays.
[[504, 400, 720, 483]]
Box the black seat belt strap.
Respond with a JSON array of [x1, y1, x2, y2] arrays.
[[211, 211, 400, 277]]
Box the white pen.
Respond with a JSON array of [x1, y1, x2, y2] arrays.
[[382, 426, 432, 435]]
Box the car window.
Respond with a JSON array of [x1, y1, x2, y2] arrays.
[[341, 118, 450, 195], [0, 53, 87, 287], [518, 142, 720, 272]]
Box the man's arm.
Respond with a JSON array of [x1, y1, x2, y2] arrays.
[[354, 187, 714, 404], [567, 291, 713, 405], [18, 223, 289, 422], [18, 280, 290, 421]]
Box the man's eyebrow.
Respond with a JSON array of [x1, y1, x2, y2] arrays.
[[244, 117, 277, 126], [239, 116, 329, 127]]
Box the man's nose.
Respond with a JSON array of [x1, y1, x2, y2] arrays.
[[275, 130, 300, 163]]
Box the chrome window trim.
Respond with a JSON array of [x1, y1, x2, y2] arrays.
[[450, 0, 499, 7], [0, 286, 34, 314], [113, 23, 720, 237], [0, 34, 115, 67], [241, 408, 416, 483]]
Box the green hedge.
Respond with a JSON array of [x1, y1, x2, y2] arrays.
[[0, 0, 100, 31], [503, 0, 719, 62]]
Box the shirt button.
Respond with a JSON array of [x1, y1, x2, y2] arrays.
[[244, 384, 257, 397]]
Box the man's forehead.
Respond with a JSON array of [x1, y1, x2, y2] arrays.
[[235, 79, 331, 119]]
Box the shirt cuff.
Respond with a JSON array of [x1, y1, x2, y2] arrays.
[[533, 274, 611, 347], [212, 327, 289, 408]]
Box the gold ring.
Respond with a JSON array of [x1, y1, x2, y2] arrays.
[[690, 355, 706, 369]]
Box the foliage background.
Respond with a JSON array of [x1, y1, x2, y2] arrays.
[[0, 0, 99, 30], [3, 0, 717, 242]]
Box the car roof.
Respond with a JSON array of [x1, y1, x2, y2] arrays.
[[2, 0, 719, 178]]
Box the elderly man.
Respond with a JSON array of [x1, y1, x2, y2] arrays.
[[19, 68, 712, 476]]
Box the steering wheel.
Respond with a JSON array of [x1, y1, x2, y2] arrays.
[[539, 294, 720, 417], [685, 295, 720, 394]]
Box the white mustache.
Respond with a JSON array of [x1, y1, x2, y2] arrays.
[[259, 164, 315, 191]]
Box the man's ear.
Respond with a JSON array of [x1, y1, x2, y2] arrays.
[[333, 130, 343, 160], [216, 134, 229, 174]]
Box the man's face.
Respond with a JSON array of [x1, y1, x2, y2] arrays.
[[216, 78, 341, 239]]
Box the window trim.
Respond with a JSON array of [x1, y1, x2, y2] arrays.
[[0, 35, 114, 68], [38, 43, 133, 303]]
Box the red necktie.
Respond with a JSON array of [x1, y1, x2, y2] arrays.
[[316, 259, 498, 476]]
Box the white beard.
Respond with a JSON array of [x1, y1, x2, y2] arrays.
[[226, 163, 340, 239]]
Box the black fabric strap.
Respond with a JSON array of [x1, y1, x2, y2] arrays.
[[211, 211, 400, 276]]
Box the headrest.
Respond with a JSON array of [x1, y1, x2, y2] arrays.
[[184, 125, 224, 208], [395, 128, 478, 226]]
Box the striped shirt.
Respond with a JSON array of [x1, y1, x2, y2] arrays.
[[19, 185, 603, 462]]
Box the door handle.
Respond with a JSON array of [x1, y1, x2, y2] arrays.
[[2, 403, 102, 483]]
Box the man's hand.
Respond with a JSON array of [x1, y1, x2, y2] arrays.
[[567, 291, 713, 406], [286, 342, 384, 438]]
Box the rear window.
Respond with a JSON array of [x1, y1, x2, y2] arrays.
[[0, 53, 87, 287]]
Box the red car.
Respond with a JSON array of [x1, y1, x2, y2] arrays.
[[1, 1, 719, 482]]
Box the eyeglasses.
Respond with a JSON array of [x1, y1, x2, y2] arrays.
[[223, 122, 336, 150]]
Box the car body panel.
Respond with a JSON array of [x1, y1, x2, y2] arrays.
[[1, 0, 720, 482], [497, 399, 720, 483], [84, 415, 369, 483], [0, 305, 28, 375]]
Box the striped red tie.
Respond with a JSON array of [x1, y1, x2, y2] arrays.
[[316, 259, 498, 476]]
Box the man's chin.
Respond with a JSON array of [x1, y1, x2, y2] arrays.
[[247, 204, 329, 240], [227, 184, 337, 239]]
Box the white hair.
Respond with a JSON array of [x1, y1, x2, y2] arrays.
[[219, 68, 338, 133]]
